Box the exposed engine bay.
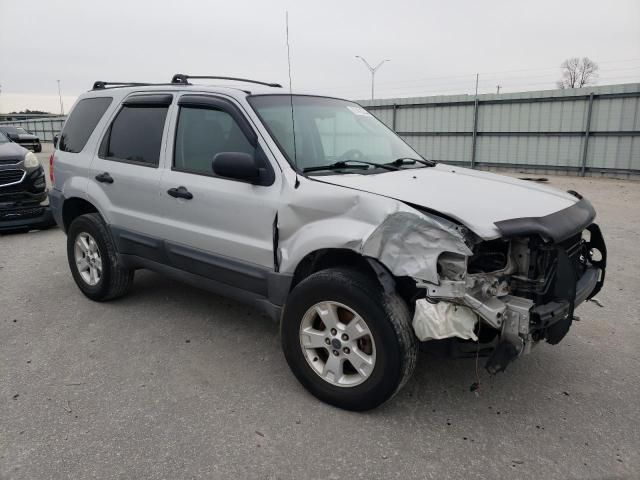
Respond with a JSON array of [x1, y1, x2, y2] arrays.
[[412, 198, 607, 374]]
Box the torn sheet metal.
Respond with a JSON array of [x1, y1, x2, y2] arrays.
[[276, 179, 403, 272], [277, 177, 473, 283], [361, 212, 472, 284], [412, 299, 478, 342]]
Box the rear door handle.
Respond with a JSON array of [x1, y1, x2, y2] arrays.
[[167, 186, 193, 200], [95, 172, 114, 184]]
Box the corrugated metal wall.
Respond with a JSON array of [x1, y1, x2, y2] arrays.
[[2, 84, 638, 176], [0, 116, 66, 142], [360, 83, 640, 176]]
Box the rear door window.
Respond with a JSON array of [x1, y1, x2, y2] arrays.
[[59, 97, 112, 153], [100, 105, 169, 167]]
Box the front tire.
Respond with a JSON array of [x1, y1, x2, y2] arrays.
[[281, 268, 417, 411], [67, 213, 134, 301]]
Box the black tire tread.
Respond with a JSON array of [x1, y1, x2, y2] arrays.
[[67, 213, 133, 301], [282, 267, 418, 410], [329, 268, 418, 400], [381, 287, 419, 397]]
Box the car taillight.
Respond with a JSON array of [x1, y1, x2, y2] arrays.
[[49, 154, 55, 184]]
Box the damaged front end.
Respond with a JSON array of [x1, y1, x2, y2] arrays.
[[277, 176, 606, 375], [412, 197, 607, 374]]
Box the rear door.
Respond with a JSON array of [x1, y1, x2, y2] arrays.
[[158, 93, 281, 290], [87, 93, 173, 261]]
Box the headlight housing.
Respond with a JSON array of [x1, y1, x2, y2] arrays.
[[24, 151, 40, 169]]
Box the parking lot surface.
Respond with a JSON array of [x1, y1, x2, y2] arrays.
[[1, 146, 639, 479]]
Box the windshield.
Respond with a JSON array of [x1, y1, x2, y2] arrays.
[[248, 95, 423, 174], [0, 131, 8, 143], [16, 127, 28, 134]]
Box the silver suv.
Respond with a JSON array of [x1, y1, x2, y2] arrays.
[[49, 74, 607, 410]]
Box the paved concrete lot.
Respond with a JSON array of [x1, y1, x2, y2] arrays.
[[1, 146, 639, 479]]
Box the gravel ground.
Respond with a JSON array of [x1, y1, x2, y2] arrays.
[[1, 146, 639, 479]]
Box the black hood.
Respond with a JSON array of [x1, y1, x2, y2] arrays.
[[0, 141, 28, 161], [18, 133, 39, 141]]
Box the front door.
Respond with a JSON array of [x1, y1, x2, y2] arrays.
[[159, 94, 281, 291]]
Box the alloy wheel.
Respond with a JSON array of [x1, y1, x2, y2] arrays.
[[74, 232, 102, 286], [299, 301, 377, 387]]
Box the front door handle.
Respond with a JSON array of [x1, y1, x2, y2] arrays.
[[95, 172, 114, 184], [167, 186, 193, 200]]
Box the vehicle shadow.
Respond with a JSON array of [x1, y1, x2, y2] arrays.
[[118, 269, 577, 419], [0, 225, 58, 236]]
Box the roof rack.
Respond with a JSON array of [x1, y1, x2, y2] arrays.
[[92, 81, 159, 90], [92, 74, 283, 91], [171, 74, 282, 88]]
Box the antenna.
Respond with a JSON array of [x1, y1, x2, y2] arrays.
[[285, 11, 300, 188]]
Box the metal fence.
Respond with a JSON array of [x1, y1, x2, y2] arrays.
[[0, 116, 66, 142], [359, 83, 640, 177], [2, 83, 639, 177]]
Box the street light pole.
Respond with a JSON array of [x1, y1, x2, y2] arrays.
[[355, 56, 390, 100], [57, 80, 64, 115]]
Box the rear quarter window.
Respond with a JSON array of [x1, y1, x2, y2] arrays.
[[59, 97, 113, 153]]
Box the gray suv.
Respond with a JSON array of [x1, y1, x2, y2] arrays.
[[50, 74, 606, 410]]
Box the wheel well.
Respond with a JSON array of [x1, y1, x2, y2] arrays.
[[291, 249, 376, 290], [290, 249, 421, 309], [62, 198, 99, 232]]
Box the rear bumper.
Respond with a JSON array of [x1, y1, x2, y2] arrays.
[[48, 188, 65, 229]]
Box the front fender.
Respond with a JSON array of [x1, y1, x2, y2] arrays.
[[277, 178, 472, 283]]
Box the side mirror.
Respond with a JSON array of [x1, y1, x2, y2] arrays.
[[53, 134, 59, 149], [212, 152, 261, 183]]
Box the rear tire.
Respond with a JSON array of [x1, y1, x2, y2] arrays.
[[281, 268, 417, 411], [67, 213, 134, 301]]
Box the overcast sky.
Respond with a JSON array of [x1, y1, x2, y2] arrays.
[[1, 0, 639, 113]]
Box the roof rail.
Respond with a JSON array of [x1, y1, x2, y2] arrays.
[[171, 74, 282, 88], [92, 81, 154, 90]]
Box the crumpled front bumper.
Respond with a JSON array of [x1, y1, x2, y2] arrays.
[[533, 265, 599, 330], [414, 218, 607, 373], [484, 223, 607, 373], [530, 223, 607, 345], [482, 262, 603, 373]]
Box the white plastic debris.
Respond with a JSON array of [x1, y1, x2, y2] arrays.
[[412, 299, 478, 342]]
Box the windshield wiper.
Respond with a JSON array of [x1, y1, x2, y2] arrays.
[[303, 160, 398, 173], [386, 157, 437, 168]]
